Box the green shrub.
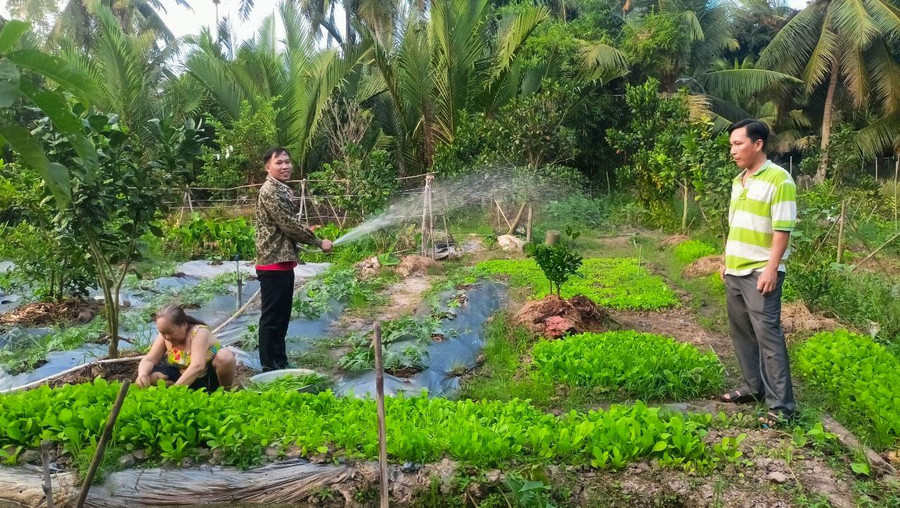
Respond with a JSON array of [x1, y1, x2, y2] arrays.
[[159, 213, 256, 260], [532, 331, 724, 400], [197, 99, 278, 189], [786, 263, 900, 346], [673, 240, 717, 264], [795, 330, 900, 449], [528, 243, 583, 296], [0, 379, 730, 471], [308, 147, 398, 217], [0, 164, 95, 300], [475, 258, 677, 310]]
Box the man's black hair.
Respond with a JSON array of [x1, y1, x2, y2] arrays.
[[728, 119, 769, 150], [262, 146, 291, 164]]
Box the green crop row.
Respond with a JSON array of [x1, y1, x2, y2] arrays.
[[795, 329, 900, 450], [0, 379, 736, 471], [474, 258, 677, 310], [532, 332, 724, 400], [672, 240, 717, 264]]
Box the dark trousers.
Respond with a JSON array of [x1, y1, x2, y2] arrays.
[[724, 271, 795, 412], [258, 269, 294, 372]]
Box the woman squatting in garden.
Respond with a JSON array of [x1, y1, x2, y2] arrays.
[[135, 304, 236, 390]]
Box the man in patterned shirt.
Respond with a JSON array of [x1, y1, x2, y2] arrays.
[[718, 119, 797, 426], [255, 147, 333, 372]]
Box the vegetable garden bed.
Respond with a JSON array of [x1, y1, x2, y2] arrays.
[[474, 258, 678, 310]]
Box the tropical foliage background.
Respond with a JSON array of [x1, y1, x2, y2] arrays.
[[1, 0, 899, 354]]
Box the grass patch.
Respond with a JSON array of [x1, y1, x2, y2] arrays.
[[474, 258, 677, 310], [457, 313, 555, 407], [532, 331, 725, 401]]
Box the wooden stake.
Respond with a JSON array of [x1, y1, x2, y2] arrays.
[[836, 199, 846, 264], [494, 199, 511, 229], [41, 441, 53, 508], [507, 201, 528, 236], [298, 179, 307, 221], [373, 323, 389, 508], [421, 178, 429, 257], [428, 174, 436, 260], [76, 380, 130, 508], [525, 204, 533, 243], [856, 230, 900, 268], [894, 157, 899, 228]]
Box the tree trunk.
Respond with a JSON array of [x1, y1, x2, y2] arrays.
[[816, 59, 840, 183], [345, 5, 355, 47]]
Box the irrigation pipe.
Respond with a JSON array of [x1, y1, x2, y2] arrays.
[[0, 288, 262, 395]]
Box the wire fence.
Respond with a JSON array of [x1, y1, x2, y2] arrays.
[[169, 174, 435, 228], [772, 155, 900, 181]]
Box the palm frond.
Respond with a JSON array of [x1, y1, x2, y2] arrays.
[[865, 39, 900, 115], [578, 42, 630, 83], [830, 0, 880, 50], [856, 112, 900, 156], [702, 68, 802, 99], [758, 3, 826, 75], [800, 19, 838, 93]]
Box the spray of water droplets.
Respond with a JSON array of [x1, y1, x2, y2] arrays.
[[333, 166, 577, 246]]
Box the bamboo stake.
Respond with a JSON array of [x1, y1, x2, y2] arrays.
[[298, 179, 307, 220], [525, 204, 533, 243], [373, 323, 389, 508], [429, 175, 436, 260], [836, 199, 846, 264], [76, 380, 131, 508], [894, 157, 899, 228], [41, 441, 53, 508], [421, 179, 429, 257], [443, 194, 455, 245], [856, 230, 900, 268], [506, 201, 528, 236], [494, 199, 511, 229]]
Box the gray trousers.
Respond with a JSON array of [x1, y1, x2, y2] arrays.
[[724, 271, 795, 412]]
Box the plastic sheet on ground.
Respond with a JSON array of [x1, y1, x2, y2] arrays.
[[0, 343, 114, 391], [1, 270, 281, 391], [0, 459, 352, 507], [336, 281, 506, 398]]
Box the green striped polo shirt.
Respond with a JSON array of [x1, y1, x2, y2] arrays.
[[725, 160, 797, 276]]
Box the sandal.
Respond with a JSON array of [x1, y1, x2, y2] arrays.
[[759, 409, 796, 429], [720, 389, 762, 404]]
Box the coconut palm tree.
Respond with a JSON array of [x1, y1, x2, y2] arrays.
[[370, 0, 550, 171], [54, 3, 180, 138], [184, 1, 373, 172], [52, 0, 189, 50], [758, 0, 900, 180]]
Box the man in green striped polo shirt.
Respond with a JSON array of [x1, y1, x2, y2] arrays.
[[718, 119, 796, 426]]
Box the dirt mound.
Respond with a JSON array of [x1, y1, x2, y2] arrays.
[[660, 234, 690, 248], [354, 256, 381, 279], [514, 295, 611, 338], [781, 302, 839, 335], [395, 255, 438, 278], [0, 298, 100, 327], [682, 255, 723, 278], [48, 356, 142, 388]]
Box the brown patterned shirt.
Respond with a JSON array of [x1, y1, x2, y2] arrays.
[[255, 176, 321, 265]]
